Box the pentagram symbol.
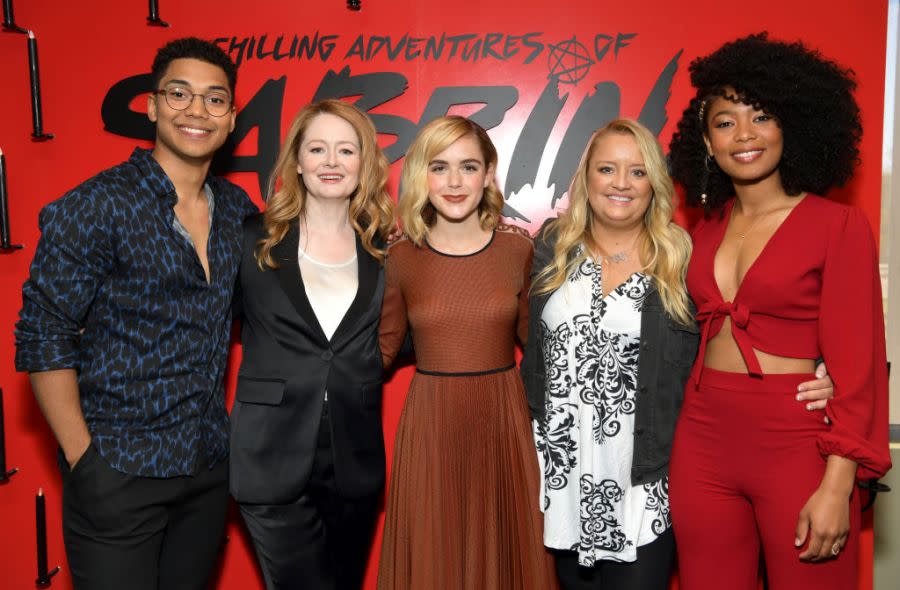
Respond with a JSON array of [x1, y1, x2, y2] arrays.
[[547, 36, 594, 85]]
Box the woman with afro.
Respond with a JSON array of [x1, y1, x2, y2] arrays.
[[667, 33, 891, 589]]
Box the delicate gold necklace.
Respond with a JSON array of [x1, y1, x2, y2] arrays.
[[735, 207, 780, 240]]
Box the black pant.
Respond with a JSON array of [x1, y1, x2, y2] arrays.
[[553, 527, 676, 590], [58, 444, 229, 590], [238, 404, 379, 590]]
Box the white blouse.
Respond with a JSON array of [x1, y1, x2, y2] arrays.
[[298, 243, 358, 341], [535, 256, 670, 566]]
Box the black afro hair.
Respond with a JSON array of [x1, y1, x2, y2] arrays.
[[668, 32, 861, 211]]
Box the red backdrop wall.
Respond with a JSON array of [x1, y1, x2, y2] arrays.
[[0, 1, 887, 588]]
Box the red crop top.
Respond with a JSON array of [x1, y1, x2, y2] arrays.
[[687, 195, 891, 480]]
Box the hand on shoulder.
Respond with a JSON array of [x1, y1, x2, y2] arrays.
[[386, 232, 410, 251], [386, 223, 405, 245]]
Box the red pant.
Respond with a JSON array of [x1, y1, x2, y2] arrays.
[[669, 368, 860, 590]]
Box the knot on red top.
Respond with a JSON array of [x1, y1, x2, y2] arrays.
[[694, 300, 762, 385]]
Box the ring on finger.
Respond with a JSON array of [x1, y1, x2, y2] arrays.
[[830, 542, 841, 556]]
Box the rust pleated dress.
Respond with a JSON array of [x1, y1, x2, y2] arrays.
[[377, 226, 558, 590]]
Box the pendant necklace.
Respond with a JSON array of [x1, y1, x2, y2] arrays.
[[738, 215, 765, 240], [597, 231, 641, 264], [608, 249, 630, 263]]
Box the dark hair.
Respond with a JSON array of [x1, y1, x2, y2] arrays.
[[151, 37, 238, 97], [668, 32, 861, 211]]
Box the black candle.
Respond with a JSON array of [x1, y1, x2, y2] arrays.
[[36, 488, 48, 579], [0, 146, 23, 252], [0, 147, 10, 248], [0, 389, 8, 478], [34, 487, 59, 586], [34, 488, 60, 586], [27, 30, 52, 140], [3, 0, 14, 27], [0, 388, 17, 482]]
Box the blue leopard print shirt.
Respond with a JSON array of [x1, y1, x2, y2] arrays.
[[15, 148, 259, 477]]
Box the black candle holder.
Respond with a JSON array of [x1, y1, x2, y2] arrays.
[[0, 447, 18, 482], [147, 0, 169, 27], [2, 0, 27, 33], [2, 20, 26, 33], [35, 566, 60, 587]]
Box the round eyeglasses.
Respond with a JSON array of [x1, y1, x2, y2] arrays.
[[155, 87, 233, 117]]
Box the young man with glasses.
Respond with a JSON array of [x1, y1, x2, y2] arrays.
[[15, 37, 257, 590]]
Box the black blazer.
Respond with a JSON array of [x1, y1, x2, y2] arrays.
[[230, 214, 385, 503]]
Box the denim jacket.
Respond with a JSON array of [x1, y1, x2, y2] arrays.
[[520, 221, 699, 486]]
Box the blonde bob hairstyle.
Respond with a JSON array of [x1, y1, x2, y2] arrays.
[[533, 118, 694, 325], [255, 99, 395, 269], [398, 116, 504, 245]]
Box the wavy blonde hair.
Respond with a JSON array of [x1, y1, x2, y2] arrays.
[[255, 99, 395, 269], [534, 119, 694, 325], [398, 116, 504, 245]]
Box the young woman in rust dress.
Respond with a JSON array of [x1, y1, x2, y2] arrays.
[[377, 116, 558, 590]]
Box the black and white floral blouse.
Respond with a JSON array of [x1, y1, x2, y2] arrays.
[[534, 255, 670, 565]]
